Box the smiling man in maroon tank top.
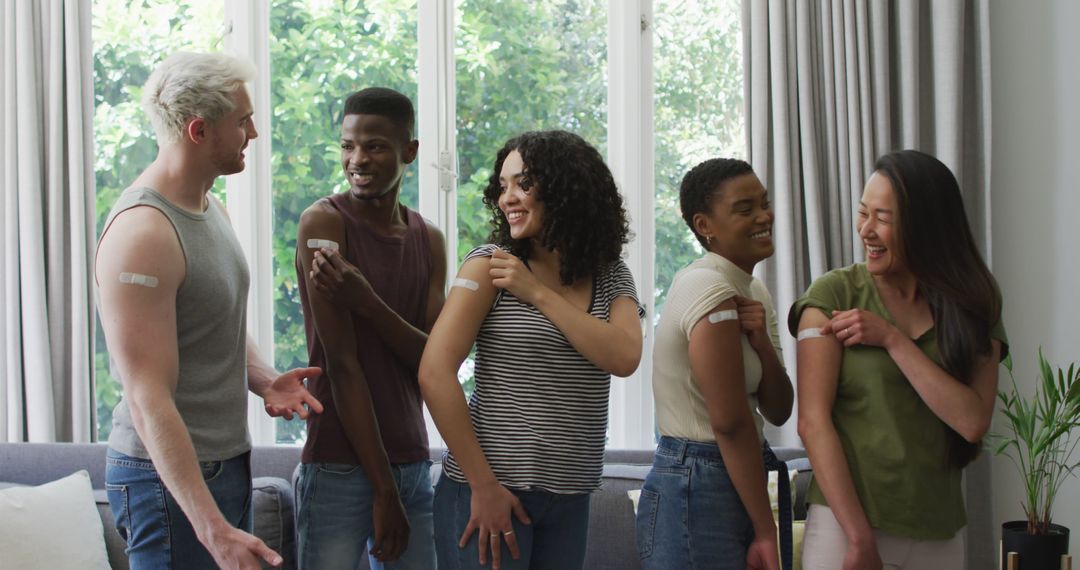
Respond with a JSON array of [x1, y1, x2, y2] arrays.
[[294, 87, 448, 569]]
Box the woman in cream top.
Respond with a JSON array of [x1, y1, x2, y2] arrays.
[[636, 158, 793, 570], [652, 252, 782, 441]]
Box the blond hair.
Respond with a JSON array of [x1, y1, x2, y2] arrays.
[[141, 52, 255, 145]]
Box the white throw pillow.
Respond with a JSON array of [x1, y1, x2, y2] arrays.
[[0, 470, 111, 569]]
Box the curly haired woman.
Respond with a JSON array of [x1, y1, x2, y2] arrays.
[[419, 130, 645, 570]]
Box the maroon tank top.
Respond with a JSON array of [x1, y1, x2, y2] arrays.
[[298, 195, 432, 465]]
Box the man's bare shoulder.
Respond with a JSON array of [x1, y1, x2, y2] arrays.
[[299, 199, 343, 229], [97, 206, 184, 288], [297, 199, 346, 260]]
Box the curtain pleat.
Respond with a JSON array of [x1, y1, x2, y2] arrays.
[[0, 0, 94, 444]]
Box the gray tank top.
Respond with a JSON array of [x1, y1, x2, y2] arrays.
[[101, 187, 251, 461]]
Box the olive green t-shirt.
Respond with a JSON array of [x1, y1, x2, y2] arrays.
[[787, 264, 1008, 539]]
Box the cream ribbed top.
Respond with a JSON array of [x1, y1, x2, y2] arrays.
[[651, 252, 783, 442]]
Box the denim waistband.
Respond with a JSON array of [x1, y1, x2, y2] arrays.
[[657, 436, 725, 461]]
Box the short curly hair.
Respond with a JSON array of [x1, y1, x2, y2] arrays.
[[482, 130, 630, 285], [679, 158, 755, 248]]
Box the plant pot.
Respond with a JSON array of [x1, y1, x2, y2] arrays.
[[1001, 521, 1070, 569]]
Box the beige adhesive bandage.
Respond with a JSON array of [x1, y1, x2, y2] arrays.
[[119, 272, 159, 288], [452, 278, 479, 291], [306, 239, 339, 251], [707, 309, 738, 324], [797, 328, 826, 341]]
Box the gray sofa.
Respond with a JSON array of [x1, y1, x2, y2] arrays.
[[0, 442, 809, 569]]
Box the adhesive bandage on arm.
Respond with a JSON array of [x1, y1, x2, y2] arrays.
[[306, 238, 339, 251], [707, 309, 739, 324], [452, 278, 479, 291], [119, 272, 159, 288], [797, 328, 826, 341]]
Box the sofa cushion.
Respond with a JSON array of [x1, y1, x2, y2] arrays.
[[253, 476, 296, 570], [0, 470, 111, 569], [585, 463, 651, 570]]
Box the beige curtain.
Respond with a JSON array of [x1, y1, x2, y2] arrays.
[[0, 0, 95, 443], [743, 1, 993, 568]]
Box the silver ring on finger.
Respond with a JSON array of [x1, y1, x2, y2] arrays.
[[503, 530, 515, 537], [845, 327, 851, 337]]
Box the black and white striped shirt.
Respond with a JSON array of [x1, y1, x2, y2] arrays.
[[442, 245, 645, 494]]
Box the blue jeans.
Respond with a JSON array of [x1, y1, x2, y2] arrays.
[[295, 460, 436, 570], [635, 437, 793, 570], [433, 476, 591, 570], [105, 448, 253, 569]]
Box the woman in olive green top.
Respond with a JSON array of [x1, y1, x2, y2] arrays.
[[789, 150, 1007, 570]]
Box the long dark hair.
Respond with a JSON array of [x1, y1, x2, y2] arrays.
[[875, 150, 1003, 468], [482, 130, 630, 285]]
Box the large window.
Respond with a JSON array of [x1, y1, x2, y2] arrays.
[[91, 1, 744, 448]]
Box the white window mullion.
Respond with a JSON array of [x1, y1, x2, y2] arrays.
[[224, 0, 276, 446], [418, 0, 457, 449], [607, 0, 656, 449]]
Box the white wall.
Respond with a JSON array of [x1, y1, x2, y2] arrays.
[[990, 0, 1080, 536]]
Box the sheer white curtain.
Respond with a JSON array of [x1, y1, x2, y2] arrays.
[[0, 0, 95, 443], [743, 1, 993, 567]]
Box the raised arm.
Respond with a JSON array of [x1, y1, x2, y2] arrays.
[[296, 205, 408, 562], [796, 308, 882, 570], [418, 256, 531, 566], [824, 309, 1001, 442], [734, 294, 793, 426], [487, 249, 642, 376], [308, 221, 448, 371], [97, 207, 281, 569], [688, 298, 779, 570]]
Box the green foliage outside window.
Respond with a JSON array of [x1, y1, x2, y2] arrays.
[[653, 0, 744, 313], [454, 0, 607, 261]]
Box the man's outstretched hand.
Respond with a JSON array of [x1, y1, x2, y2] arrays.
[[262, 367, 324, 420]]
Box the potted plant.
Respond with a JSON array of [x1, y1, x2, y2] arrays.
[[992, 348, 1080, 569]]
